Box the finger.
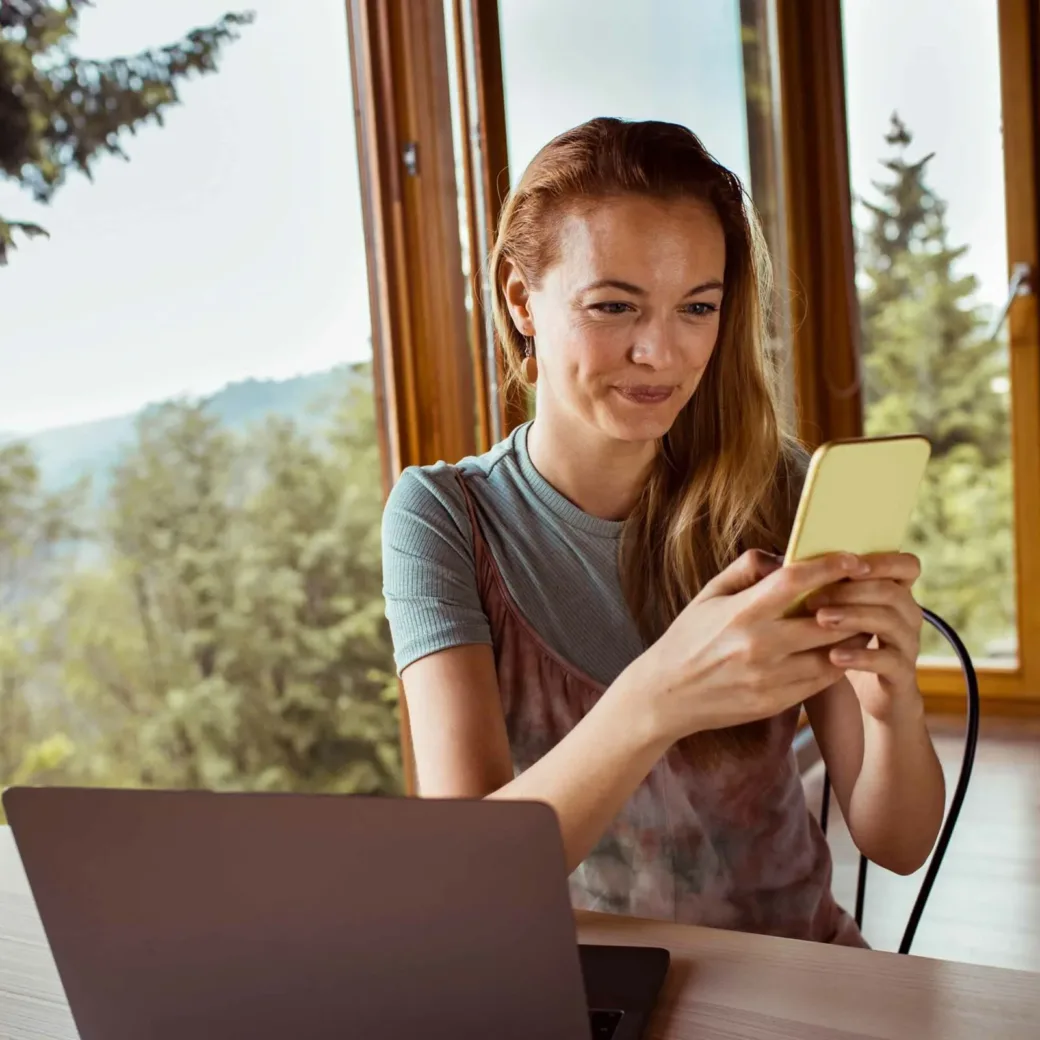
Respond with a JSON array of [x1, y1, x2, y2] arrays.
[[747, 660, 845, 722], [833, 632, 872, 652], [829, 644, 916, 684], [761, 617, 860, 654], [856, 552, 921, 588], [807, 580, 923, 631], [746, 553, 870, 618], [775, 665, 850, 709], [777, 647, 847, 688], [815, 603, 919, 660], [699, 549, 783, 600]]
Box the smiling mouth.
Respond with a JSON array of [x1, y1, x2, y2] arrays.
[[613, 385, 675, 404]]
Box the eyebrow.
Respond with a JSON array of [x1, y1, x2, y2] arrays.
[[580, 278, 724, 296]]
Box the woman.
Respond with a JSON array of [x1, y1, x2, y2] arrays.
[[381, 117, 944, 945]]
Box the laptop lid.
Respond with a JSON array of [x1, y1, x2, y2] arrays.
[[4, 787, 593, 1040]]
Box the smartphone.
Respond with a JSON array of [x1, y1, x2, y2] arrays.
[[783, 434, 931, 612]]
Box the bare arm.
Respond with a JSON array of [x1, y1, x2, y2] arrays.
[[404, 551, 864, 875], [806, 676, 944, 874], [403, 644, 668, 873], [804, 554, 945, 875]]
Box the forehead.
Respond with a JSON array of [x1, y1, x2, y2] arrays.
[[547, 195, 726, 286]]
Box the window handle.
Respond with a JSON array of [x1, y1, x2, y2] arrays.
[[988, 262, 1033, 342]]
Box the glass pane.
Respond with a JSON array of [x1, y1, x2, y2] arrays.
[[443, 0, 493, 447], [0, 0, 401, 808], [843, 0, 1017, 664], [494, 0, 794, 424]]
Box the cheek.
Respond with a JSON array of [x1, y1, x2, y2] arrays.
[[682, 323, 720, 372], [545, 316, 629, 380]]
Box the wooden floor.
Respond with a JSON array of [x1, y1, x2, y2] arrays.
[[802, 716, 1040, 971]]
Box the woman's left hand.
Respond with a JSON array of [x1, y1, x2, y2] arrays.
[[804, 553, 924, 722]]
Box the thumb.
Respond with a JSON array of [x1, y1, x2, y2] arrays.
[[696, 549, 784, 601]]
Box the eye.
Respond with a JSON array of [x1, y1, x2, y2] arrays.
[[589, 301, 634, 315], [682, 302, 719, 317]]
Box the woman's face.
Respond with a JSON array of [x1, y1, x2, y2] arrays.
[[505, 194, 726, 444]]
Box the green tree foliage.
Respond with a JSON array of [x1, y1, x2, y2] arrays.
[[856, 115, 1015, 657], [0, 374, 401, 815], [0, 0, 252, 263], [0, 442, 86, 797]]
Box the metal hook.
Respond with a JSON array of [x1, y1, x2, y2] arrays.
[[988, 262, 1033, 343]]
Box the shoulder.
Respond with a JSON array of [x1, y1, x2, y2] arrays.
[[382, 427, 524, 560], [384, 462, 468, 525], [382, 462, 473, 561], [383, 427, 526, 539]]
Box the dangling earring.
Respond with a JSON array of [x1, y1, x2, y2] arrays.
[[521, 340, 538, 385]]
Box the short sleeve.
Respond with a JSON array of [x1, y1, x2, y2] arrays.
[[381, 466, 493, 674]]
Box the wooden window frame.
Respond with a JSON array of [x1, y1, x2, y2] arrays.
[[347, 0, 476, 484], [996, 0, 1040, 707], [451, 0, 526, 448], [346, 0, 478, 794], [346, 0, 1040, 750], [777, 0, 1040, 713]]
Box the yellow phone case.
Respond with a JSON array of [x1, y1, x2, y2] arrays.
[[783, 435, 931, 611]]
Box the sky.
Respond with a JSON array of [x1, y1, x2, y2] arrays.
[[0, 0, 1010, 434]]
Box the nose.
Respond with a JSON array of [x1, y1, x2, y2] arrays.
[[628, 315, 678, 369]]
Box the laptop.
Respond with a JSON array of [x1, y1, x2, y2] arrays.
[[3, 787, 669, 1040]]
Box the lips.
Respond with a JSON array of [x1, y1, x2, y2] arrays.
[[613, 385, 675, 404]]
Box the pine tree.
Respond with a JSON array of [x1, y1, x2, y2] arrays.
[[856, 115, 1016, 657], [0, 374, 402, 802], [0, 0, 252, 263], [0, 441, 86, 804]]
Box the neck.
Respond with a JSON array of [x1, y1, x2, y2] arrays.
[[526, 412, 655, 521]]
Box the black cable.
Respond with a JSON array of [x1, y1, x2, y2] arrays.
[[855, 853, 868, 929], [815, 608, 980, 953], [897, 608, 980, 955]]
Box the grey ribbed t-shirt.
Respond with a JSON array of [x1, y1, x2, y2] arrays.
[[381, 421, 645, 685]]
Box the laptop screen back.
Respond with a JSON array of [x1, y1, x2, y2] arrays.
[[4, 787, 592, 1040]]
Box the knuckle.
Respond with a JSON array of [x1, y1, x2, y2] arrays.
[[738, 549, 764, 573], [774, 567, 801, 597], [889, 582, 913, 605], [730, 630, 760, 664], [876, 648, 898, 671], [826, 552, 853, 574], [746, 666, 769, 692], [873, 580, 897, 602]]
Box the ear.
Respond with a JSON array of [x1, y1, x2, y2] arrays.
[[500, 260, 536, 338]]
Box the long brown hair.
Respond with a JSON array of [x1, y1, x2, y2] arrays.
[[489, 117, 801, 647]]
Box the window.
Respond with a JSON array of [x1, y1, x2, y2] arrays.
[[0, 0, 400, 807], [843, 0, 1019, 664]]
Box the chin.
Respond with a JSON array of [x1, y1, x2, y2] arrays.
[[593, 401, 682, 443]]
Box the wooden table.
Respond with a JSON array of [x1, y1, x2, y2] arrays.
[[1, 827, 1036, 1039]]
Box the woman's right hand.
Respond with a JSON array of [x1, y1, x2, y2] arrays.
[[628, 550, 871, 744]]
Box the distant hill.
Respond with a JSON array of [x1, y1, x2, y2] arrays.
[[4, 365, 369, 492]]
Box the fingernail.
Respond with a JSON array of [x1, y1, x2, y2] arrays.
[[818, 609, 844, 625], [832, 649, 855, 664], [841, 554, 860, 572]]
